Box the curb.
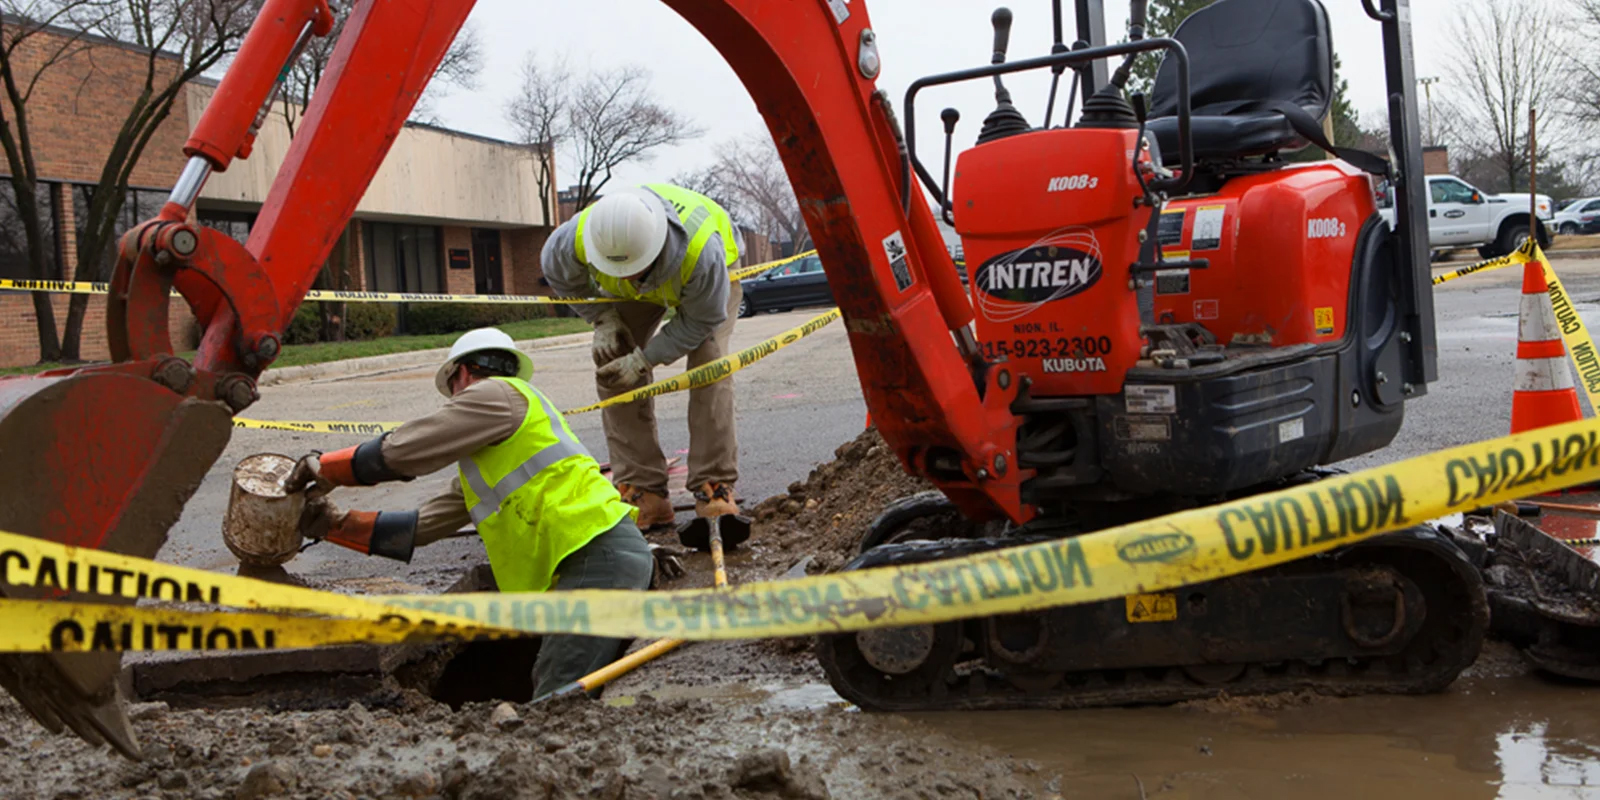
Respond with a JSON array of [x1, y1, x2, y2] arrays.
[[1549, 249, 1600, 260], [257, 331, 592, 388]]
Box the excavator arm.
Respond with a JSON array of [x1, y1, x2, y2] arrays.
[[0, 0, 1025, 757]]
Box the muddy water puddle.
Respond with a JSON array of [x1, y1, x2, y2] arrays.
[[907, 670, 1600, 799]]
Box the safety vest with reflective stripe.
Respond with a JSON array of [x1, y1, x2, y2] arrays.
[[457, 378, 636, 593], [574, 183, 740, 307]]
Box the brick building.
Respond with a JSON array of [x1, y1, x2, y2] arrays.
[[0, 23, 559, 367], [1423, 146, 1450, 176]]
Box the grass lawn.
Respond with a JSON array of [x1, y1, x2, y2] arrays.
[[1551, 233, 1600, 251], [0, 316, 589, 377]]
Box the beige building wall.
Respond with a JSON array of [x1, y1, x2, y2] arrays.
[[186, 83, 557, 228]]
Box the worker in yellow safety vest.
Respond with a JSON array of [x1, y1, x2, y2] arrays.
[[542, 183, 750, 548], [284, 327, 656, 697]]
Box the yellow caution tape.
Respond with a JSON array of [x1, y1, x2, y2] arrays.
[[1538, 246, 1600, 414], [0, 252, 815, 305], [233, 306, 842, 433], [0, 599, 515, 653], [6, 416, 1600, 651], [0, 528, 481, 628], [1431, 241, 1536, 286], [0, 278, 111, 295], [560, 307, 841, 415]]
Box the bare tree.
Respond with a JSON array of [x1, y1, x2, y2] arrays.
[[566, 66, 701, 210], [0, 0, 254, 362], [1444, 0, 1568, 194], [504, 54, 567, 225], [277, 16, 481, 137], [709, 133, 808, 251]]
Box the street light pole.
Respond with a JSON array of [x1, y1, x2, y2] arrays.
[[1418, 76, 1440, 145]]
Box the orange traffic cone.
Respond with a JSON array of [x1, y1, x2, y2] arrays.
[[1512, 259, 1583, 434]]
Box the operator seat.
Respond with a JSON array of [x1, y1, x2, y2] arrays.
[[1145, 0, 1332, 166]]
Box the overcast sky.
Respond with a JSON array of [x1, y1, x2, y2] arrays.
[[426, 0, 1460, 192]]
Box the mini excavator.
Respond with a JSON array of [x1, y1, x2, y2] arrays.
[[0, 0, 1517, 752]]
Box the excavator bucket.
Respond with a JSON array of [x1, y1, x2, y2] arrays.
[[0, 368, 232, 758]]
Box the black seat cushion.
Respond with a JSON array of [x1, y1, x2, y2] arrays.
[[1145, 0, 1333, 165]]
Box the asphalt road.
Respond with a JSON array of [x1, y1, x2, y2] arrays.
[[160, 257, 1600, 588]]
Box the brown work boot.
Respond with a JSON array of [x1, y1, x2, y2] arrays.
[[692, 482, 740, 518], [616, 483, 675, 532], [680, 482, 751, 551]]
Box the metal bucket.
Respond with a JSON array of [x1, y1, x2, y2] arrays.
[[223, 453, 304, 567]]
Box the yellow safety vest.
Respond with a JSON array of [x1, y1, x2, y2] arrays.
[[574, 183, 740, 307], [457, 378, 636, 593]]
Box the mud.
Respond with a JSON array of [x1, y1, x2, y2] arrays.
[[0, 692, 1046, 799], [741, 427, 931, 575]]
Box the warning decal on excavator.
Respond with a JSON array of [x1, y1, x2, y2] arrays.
[[1191, 205, 1225, 251], [882, 231, 914, 292], [1314, 306, 1335, 336], [1157, 210, 1185, 246], [1125, 593, 1178, 623], [5, 416, 1600, 650]]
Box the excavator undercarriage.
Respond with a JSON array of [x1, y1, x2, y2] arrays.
[[820, 518, 1491, 712]]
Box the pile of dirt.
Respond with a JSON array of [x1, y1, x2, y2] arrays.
[[0, 692, 1048, 799], [743, 427, 932, 574]]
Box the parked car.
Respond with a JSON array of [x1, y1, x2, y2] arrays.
[[1378, 174, 1555, 258], [738, 253, 833, 317], [1554, 197, 1600, 235]]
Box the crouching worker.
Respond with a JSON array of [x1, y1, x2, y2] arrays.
[[284, 327, 653, 697]]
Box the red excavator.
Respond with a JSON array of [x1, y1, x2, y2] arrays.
[[0, 0, 1478, 754]]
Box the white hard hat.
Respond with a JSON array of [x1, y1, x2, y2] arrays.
[[433, 327, 535, 397], [581, 188, 669, 277]]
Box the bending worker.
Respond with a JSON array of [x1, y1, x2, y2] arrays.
[[284, 327, 653, 697], [542, 182, 748, 546]]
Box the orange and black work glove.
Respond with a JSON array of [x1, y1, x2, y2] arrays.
[[286, 434, 414, 497], [299, 497, 417, 563]]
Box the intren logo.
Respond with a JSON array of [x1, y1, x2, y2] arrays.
[[1116, 531, 1196, 564]]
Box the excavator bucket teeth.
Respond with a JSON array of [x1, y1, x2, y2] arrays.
[[0, 370, 233, 759]]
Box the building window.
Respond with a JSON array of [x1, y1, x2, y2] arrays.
[[71, 186, 165, 281], [364, 222, 443, 293], [197, 208, 257, 246], [0, 181, 60, 280]]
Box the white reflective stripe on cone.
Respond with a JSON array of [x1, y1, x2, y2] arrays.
[[1516, 355, 1577, 392], [1520, 291, 1562, 343]]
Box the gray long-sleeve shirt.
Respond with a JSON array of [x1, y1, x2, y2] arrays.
[[542, 187, 735, 366]]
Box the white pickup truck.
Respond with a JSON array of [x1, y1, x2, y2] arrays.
[[1378, 174, 1555, 259]]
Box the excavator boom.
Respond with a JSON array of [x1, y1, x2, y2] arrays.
[[0, 0, 1023, 756]]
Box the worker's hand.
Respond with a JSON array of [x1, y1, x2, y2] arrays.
[[285, 452, 335, 499], [591, 309, 636, 367], [597, 348, 651, 392], [648, 543, 687, 588], [298, 496, 345, 542]]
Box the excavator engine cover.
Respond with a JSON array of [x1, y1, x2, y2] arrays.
[[0, 369, 232, 757], [955, 127, 1405, 502]]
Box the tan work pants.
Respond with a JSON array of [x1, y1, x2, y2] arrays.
[[597, 280, 742, 494]]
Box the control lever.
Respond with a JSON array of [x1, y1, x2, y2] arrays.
[[990, 7, 1013, 97], [940, 107, 960, 224], [1109, 0, 1149, 90], [977, 7, 1031, 143], [1043, 0, 1069, 127], [1129, 0, 1148, 41]]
